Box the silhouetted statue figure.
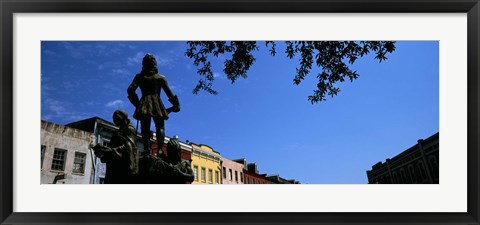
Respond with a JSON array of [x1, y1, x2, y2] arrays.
[[127, 54, 180, 157], [92, 110, 138, 184], [165, 137, 194, 184], [139, 137, 194, 184]]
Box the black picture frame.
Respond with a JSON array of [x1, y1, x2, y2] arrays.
[[1, 0, 479, 224]]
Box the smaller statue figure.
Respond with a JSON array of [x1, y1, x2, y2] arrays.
[[165, 137, 194, 184], [127, 53, 180, 157], [138, 137, 194, 184], [92, 110, 138, 184]]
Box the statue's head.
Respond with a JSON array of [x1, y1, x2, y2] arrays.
[[112, 110, 129, 127], [142, 53, 158, 74], [166, 137, 181, 164]]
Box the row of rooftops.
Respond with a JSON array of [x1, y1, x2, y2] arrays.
[[62, 116, 300, 184], [232, 158, 300, 184]]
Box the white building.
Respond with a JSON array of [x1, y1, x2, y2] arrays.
[[41, 120, 95, 184]]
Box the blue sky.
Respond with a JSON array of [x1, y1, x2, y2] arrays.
[[41, 41, 439, 184]]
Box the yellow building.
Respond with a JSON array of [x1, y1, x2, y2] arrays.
[[190, 144, 222, 184]]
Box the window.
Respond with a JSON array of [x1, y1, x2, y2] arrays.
[[400, 169, 408, 183], [41, 145, 46, 168], [418, 161, 427, 180], [222, 167, 226, 179], [392, 172, 398, 184], [229, 169, 233, 181], [428, 155, 439, 178], [235, 171, 238, 182], [193, 165, 198, 181], [246, 176, 250, 184], [408, 165, 417, 183], [73, 152, 86, 174], [201, 167, 206, 183], [215, 170, 219, 184], [240, 172, 243, 182], [208, 169, 213, 184], [51, 148, 67, 171]]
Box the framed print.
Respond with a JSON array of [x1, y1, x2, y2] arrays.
[[1, 0, 479, 224]]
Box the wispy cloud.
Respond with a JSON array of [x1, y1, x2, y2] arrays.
[[61, 80, 81, 90], [156, 55, 174, 67], [43, 49, 57, 56], [86, 101, 97, 106], [169, 85, 184, 94], [42, 98, 94, 124], [127, 51, 180, 69], [44, 98, 66, 115], [97, 61, 122, 71], [41, 74, 57, 91], [154, 51, 184, 69], [59, 42, 124, 61], [128, 52, 145, 66], [95, 43, 121, 56], [111, 68, 131, 76], [106, 99, 125, 108], [102, 83, 122, 96], [61, 42, 83, 58]]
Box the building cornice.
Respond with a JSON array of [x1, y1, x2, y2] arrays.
[[191, 146, 222, 161]]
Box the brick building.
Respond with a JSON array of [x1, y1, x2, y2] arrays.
[[151, 134, 192, 161], [234, 159, 270, 184]]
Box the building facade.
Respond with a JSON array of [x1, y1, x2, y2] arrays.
[[44, 116, 300, 185], [245, 163, 270, 184], [190, 144, 222, 184], [221, 157, 244, 184], [366, 132, 439, 184], [41, 120, 95, 184]]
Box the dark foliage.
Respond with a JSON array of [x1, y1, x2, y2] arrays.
[[186, 41, 395, 103]]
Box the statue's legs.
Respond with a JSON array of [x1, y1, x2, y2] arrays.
[[140, 116, 152, 155], [153, 117, 165, 157]]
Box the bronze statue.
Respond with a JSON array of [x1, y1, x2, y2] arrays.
[[127, 54, 180, 157], [92, 110, 138, 184], [165, 137, 194, 184], [139, 137, 194, 184]]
